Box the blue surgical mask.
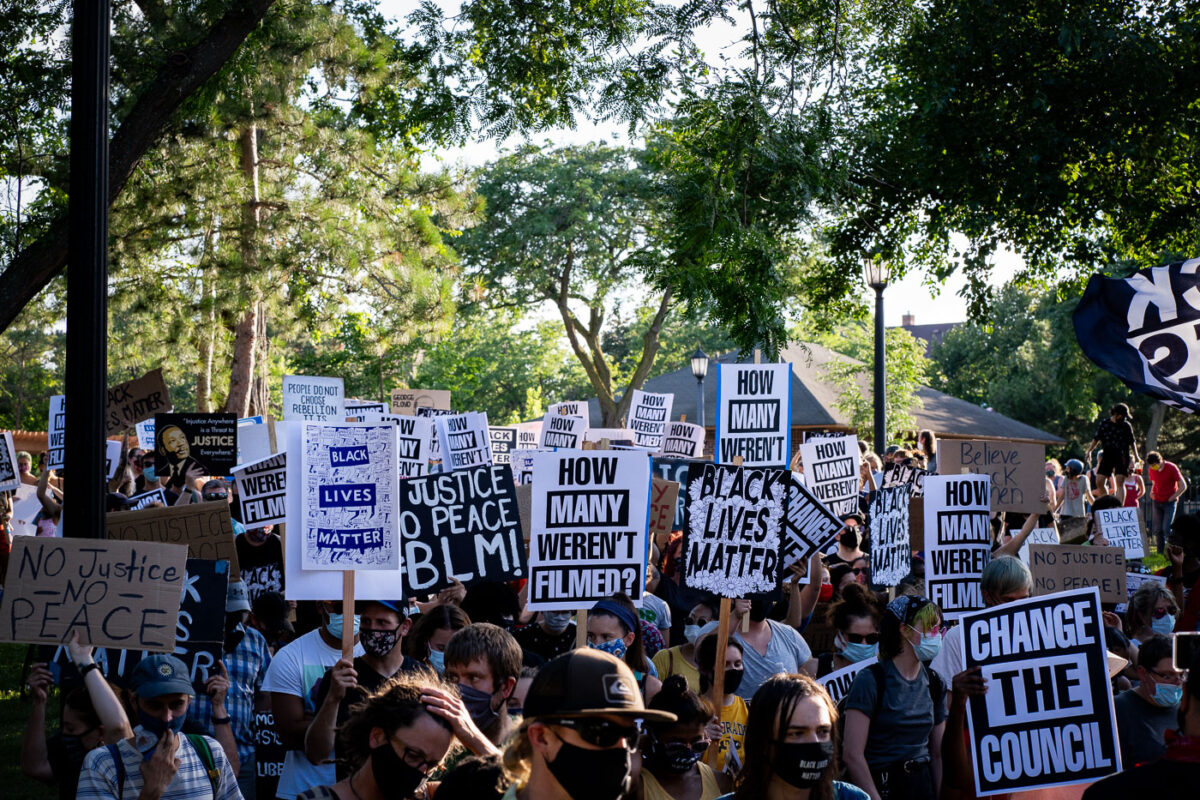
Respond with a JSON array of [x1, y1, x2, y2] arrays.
[[428, 647, 445, 674], [326, 612, 360, 640], [841, 640, 879, 664], [1151, 614, 1176, 636], [912, 632, 942, 662], [144, 466, 156, 482], [1154, 682, 1183, 707], [589, 637, 628, 659]]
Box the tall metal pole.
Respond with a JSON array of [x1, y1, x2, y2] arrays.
[[697, 377, 706, 429], [64, 0, 111, 538], [873, 285, 886, 455]]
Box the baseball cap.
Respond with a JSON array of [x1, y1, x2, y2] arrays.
[[226, 580, 251, 613], [362, 600, 410, 618], [129, 654, 194, 698], [251, 591, 295, 635], [523, 649, 677, 722]]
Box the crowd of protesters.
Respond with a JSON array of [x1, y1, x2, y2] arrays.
[[1, 405, 1197, 800]]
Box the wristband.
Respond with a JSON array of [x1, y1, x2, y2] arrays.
[[212, 716, 232, 725], [78, 663, 100, 679]]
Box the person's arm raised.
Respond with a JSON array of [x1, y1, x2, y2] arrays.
[[205, 662, 240, 776], [68, 633, 133, 744], [19, 663, 54, 783]]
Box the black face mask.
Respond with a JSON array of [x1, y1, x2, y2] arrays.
[[224, 618, 245, 655], [773, 740, 834, 788], [370, 741, 427, 799], [547, 739, 632, 800], [56, 729, 95, 765], [749, 598, 773, 623], [723, 668, 744, 696], [839, 531, 860, 549]]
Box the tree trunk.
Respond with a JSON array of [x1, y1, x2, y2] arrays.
[[226, 305, 258, 416], [225, 124, 261, 417], [196, 231, 217, 412], [611, 287, 673, 425]]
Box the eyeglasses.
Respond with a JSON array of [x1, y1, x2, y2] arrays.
[[1148, 667, 1184, 685], [548, 717, 642, 749], [390, 737, 438, 773], [684, 616, 712, 627], [845, 632, 880, 645], [203, 493, 229, 501]]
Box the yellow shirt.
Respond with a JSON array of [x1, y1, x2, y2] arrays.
[[651, 646, 701, 693], [642, 762, 722, 800], [716, 695, 749, 774]]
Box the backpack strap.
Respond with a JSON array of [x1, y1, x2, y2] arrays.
[[923, 663, 945, 712], [185, 733, 220, 799], [107, 744, 126, 800], [868, 661, 888, 718]]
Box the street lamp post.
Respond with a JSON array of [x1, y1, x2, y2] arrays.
[[690, 347, 709, 428], [864, 258, 890, 456]]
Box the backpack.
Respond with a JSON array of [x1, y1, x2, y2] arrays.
[[108, 733, 220, 800], [834, 661, 945, 770]]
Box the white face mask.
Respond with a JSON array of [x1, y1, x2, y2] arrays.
[[685, 620, 719, 646]]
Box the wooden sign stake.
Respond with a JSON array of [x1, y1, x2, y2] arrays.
[[576, 611, 589, 650], [342, 571, 355, 660], [707, 596, 733, 767]]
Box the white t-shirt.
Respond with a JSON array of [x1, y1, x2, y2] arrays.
[[733, 620, 812, 700], [640, 593, 672, 632], [929, 623, 964, 687], [262, 628, 364, 799]]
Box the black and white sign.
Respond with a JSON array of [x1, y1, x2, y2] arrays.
[[547, 401, 589, 420], [539, 414, 588, 449], [925, 474, 991, 620], [882, 462, 928, 497], [1018, 527, 1059, 565], [715, 363, 792, 468], [345, 399, 388, 420], [416, 406, 455, 460], [282, 375, 345, 422], [399, 464, 525, 595], [528, 451, 651, 610], [782, 472, 844, 570], [627, 390, 673, 450], [817, 660, 871, 705], [488, 427, 518, 465], [104, 439, 124, 481], [1095, 506, 1146, 559], [798, 435, 860, 515], [254, 711, 286, 799], [0, 431, 18, 492], [661, 421, 706, 459], [233, 452, 288, 527], [126, 487, 168, 511], [517, 422, 541, 449], [961, 588, 1121, 795], [381, 414, 435, 477], [47, 394, 66, 470], [436, 412, 493, 470], [870, 485, 913, 588], [155, 412, 238, 480], [651, 457, 698, 532]]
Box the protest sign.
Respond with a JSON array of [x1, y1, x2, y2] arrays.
[[683, 463, 787, 597], [924, 474, 991, 620], [628, 390, 673, 450], [1094, 506, 1147, 559], [649, 478, 681, 541], [528, 450, 652, 610], [510, 449, 543, 485], [0, 431, 18, 492], [380, 414, 435, 477], [488, 426, 518, 465], [154, 412, 238, 480], [817, 660, 871, 705], [126, 488, 168, 511], [237, 417, 275, 465], [107, 502, 241, 579], [0, 537, 186, 651], [254, 711, 286, 800], [416, 407, 454, 460], [136, 419, 156, 451], [436, 412, 493, 470], [1117, 572, 1167, 613], [105, 368, 172, 435], [517, 421, 541, 449], [282, 375, 345, 422], [661, 421, 706, 459], [798, 435, 860, 515], [539, 414, 588, 449], [1028, 545, 1126, 603], [940, 439, 1046, 513], [881, 462, 929, 497], [104, 439, 124, 481], [398, 464, 525, 595], [871, 484, 914, 588], [584, 428, 636, 445], [47, 394, 66, 470], [1018, 528, 1059, 565], [782, 473, 844, 570], [715, 363, 792, 468], [233, 452, 287, 528], [389, 388, 451, 416], [651, 457, 697, 531], [10, 484, 39, 537], [516, 484, 532, 539], [961, 588, 1121, 795], [345, 399, 388, 420], [546, 401, 589, 419]]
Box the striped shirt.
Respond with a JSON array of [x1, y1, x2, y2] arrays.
[[76, 731, 242, 800]]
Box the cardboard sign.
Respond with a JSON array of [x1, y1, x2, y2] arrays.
[[817, 660, 871, 705], [782, 472, 844, 570], [683, 463, 787, 597], [539, 414, 588, 449], [254, 711, 286, 800], [924, 474, 991, 620], [660, 421, 706, 459], [649, 478, 681, 539], [715, 363, 792, 468], [871, 484, 914, 588], [546, 401, 589, 420], [881, 462, 928, 497], [47, 394, 66, 470], [1018, 528, 1059, 565], [136, 419, 156, 451], [961, 588, 1121, 795], [380, 414, 436, 477], [0, 537, 187, 651], [127, 488, 168, 511], [527, 450, 651, 610], [233, 452, 287, 528], [517, 421, 542, 449], [436, 412, 493, 470], [1028, 545, 1126, 603], [398, 464, 525, 595], [344, 399, 388, 420], [1095, 506, 1147, 559], [798, 435, 860, 516], [282, 375, 345, 422], [0, 431, 18, 492], [105, 439, 124, 481], [628, 389, 674, 450], [105, 368, 171, 435], [940, 439, 1046, 513], [155, 412, 238, 481], [389, 388, 451, 416], [106, 502, 241, 580], [301, 422, 400, 570]]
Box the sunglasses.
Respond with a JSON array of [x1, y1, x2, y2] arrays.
[[661, 738, 710, 754], [203, 493, 229, 501], [850, 567, 869, 575], [548, 717, 642, 749], [845, 632, 880, 645]]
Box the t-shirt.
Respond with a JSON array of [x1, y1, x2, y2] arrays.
[[651, 646, 701, 693], [262, 628, 365, 799], [235, 532, 284, 599], [716, 695, 749, 773], [716, 782, 869, 800], [1148, 462, 1184, 503], [641, 593, 673, 632], [844, 660, 947, 766], [1114, 689, 1176, 767], [513, 622, 576, 662], [929, 624, 964, 687], [732, 620, 812, 700], [1095, 419, 1135, 458]]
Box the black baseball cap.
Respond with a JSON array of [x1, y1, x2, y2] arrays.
[[523, 649, 677, 722], [251, 591, 295, 635]]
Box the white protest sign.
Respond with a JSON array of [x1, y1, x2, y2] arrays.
[[627, 390, 673, 450], [488, 427, 518, 465], [10, 484, 40, 536], [546, 401, 589, 420], [960, 588, 1121, 795], [527, 450, 651, 610], [47, 394, 66, 470], [126, 488, 168, 511], [715, 363, 791, 468], [798, 435, 860, 516], [817, 660, 872, 705], [0, 432, 19, 492], [300, 422, 400, 570], [380, 414, 436, 477], [1095, 506, 1146, 559], [510, 448, 546, 485], [539, 415, 588, 449], [871, 484, 914, 588], [781, 472, 844, 570], [436, 412, 493, 470], [1018, 527, 1060, 565], [233, 452, 287, 528], [282, 375, 345, 422], [344, 399, 388, 421], [104, 439, 124, 481], [415, 407, 454, 460], [236, 417, 274, 465], [924, 474, 991, 620], [660, 421, 706, 459], [516, 421, 542, 449], [136, 419, 156, 451], [1116, 572, 1167, 613]]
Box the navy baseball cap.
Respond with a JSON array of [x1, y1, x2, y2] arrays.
[[129, 654, 194, 698]]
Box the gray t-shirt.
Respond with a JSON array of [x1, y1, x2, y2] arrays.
[[1114, 689, 1176, 767], [845, 661, 947, 766], [732, 620, 812, 700]]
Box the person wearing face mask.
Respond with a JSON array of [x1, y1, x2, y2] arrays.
[[406, 603, 471, 675], [653, 600, 720, 692], [842, 595, 947, 800], [1126, 582, 1180, 647], [825, 515, 868, 569], [716, 673, 869, 800], [1114, 635, 1184, 767], [500, 648, 677, 800], [639, 674, 724, 800], [929, 557, 1030, 687], [732, 597, 812, 701], [697, 634, 748, 774], [805, 584, 881, 678], [77, 654, 240, 800], [264, 599, 365, 800], [588, 595, 664, 702], [443, 623, 524, 749], [513, 610, 577, 661], [235, 522, 284, 600]]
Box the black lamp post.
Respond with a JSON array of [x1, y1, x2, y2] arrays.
[[864, 258, 890, 456], [690, 346, 709, 428]]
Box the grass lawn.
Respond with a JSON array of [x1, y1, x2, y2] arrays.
[[0, 643, 56, 800]]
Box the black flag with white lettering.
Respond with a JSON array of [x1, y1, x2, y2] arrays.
[[1074, 258, 1200, 412]]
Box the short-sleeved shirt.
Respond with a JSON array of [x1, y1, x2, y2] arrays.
[[651, 646, 701, 693], [1148, 462, 1184, 503], [1095, 419, 1135, 457], [513, 622, 576, 662], [716, 695, 749, 772], [1114, 689, 1176, 767], [640, 593, 673, 632], [732, 620, 812, 700], [236, 532, 284, 599], [76, 732, 240, 800], [929, 624, 964, 688], [845, 660, 947, 766]]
